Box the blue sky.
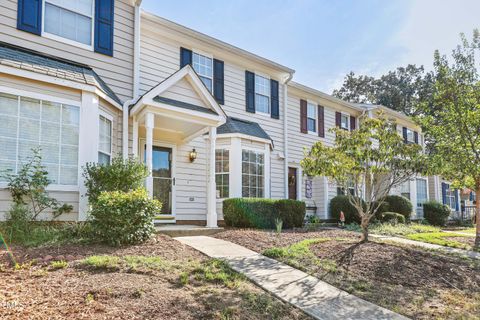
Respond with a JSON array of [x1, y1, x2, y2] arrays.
[[142, 0, 480, 93]]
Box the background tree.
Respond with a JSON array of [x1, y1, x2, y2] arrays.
[[333, 65, 435, 116], [416, 30, 480, 249], [301, 114, 425, 242]]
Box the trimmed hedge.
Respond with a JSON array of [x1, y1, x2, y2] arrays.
[[379, 212, 406, 224], [423, 200, 451, 226], [330, 195, 364, 224], [223, 198, 306, 229], [382, 195, 413, 221]]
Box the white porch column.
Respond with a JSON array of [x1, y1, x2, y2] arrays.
[[145, 112, 154, 198], [78, 91, 99, 221], [207, 127, 218, 227], [132, 116, 139, 158]]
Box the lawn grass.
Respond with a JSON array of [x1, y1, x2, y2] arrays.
[[346, 222, 440, 237], [406, 232, 472, 249]]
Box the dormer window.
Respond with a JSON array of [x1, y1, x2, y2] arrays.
[[43, 0, 94, 48], [255, 74, 270, 114], [192, 52, 213, 92]]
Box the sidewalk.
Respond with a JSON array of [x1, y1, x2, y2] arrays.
[[370, 234, 480, 259], [176, 236, 407, 320]]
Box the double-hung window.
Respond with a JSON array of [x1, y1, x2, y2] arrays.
[[445, 184, 456, 209], [43, 0, 94, 48], [242, 150, 264, 198], [215, 149, 229, 198], [255, 75, 270, 114], [307, 103, 316, 133], [400, 181, 411, 200], [98, 115, 112, 165], [192, 52, 213, 92], [0, 93, 79, 186], [406, 128, 415, 143], [340, 113, 349, 130], [416, 178, 428, 208]]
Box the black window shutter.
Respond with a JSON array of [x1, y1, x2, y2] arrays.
[[300, 100, 307, 133], [350, 116, 356, 131], [94, 0, 114, 56], [335, 112, 341, 128], [402, 127, 408, 143], [17, 0, 42, 35], [414, 131, 419, 144], [213, 59, 224, 104], [270, 79, 279, 119], [180, 47, 192, 68], [245, 71, 255, 113], [441, 183, 447, 205], [318, 105, 324, 137]]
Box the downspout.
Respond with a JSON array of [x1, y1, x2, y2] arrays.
[[123, 1, 142, 159], [283, 72, 294, 198]]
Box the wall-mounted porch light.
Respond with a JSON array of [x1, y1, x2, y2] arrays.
[[189, 148, 197, 162]]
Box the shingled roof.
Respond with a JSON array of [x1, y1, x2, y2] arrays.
[[0, 42, 122, 105], [217, 117, 272, 142]]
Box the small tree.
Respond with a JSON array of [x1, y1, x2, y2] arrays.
[[301, 113, 426, 242], [416, 31, 480, 249]]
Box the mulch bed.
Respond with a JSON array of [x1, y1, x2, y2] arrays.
[[1, 234, 309, 320], [217, 228, 480, 319]]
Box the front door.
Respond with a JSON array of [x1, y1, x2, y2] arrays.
[[151, 146, 173, 215], [288, 167, 297, 200]]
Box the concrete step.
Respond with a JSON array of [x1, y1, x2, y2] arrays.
[[155, 225, 224, 237]]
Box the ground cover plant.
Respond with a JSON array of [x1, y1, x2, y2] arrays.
[[0, 234, 309, 320], [216, 228, 480, 319]]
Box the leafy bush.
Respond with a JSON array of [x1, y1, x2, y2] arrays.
[[329, 195, 364, 224], [379, 212, 406, 224], [89, 188, 160, 246], [82, 157, 149, 204], [423, 200, 451, 226], [223, 198, 305, 229], [382, 195, 413, 221]]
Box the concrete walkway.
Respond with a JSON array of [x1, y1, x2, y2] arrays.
[[176, 236, 407, 320], [370, 234, 480, 259]]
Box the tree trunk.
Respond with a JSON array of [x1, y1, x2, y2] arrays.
[[475, 187, 480, 250], [360, 217, 369, 243]]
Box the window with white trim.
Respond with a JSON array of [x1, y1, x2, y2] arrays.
[[406, 128, 415, 143], [215, 149, 229, 198], [242, 150, 264, 198], [307, 103, 316, 132], [43, 0, 94, 47], [255, 75, 270, 114], [192, 52, 213, 92], [400, 181, 411, 200], [0, 93, 79, 185], [98, 115, 112, 165], [340, 113, 349, 130], [445, 184, 456, 209], [416, 178, 427, 208]]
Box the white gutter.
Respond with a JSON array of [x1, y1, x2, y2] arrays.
[[123, 2, 142, 159], [283, 72, 294, 198]]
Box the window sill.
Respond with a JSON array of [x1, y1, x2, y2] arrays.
[[255, 111, 271, 118], [0, 183, 79, 192], [42, 32, 94, 52], [307, 131, 318, 136]]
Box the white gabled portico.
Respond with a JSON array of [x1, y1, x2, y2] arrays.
[[129, 65, 226, 226]]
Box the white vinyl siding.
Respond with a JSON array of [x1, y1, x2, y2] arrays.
[[255, 74, 270, 114], [307, 102, 316, 132], [0, 92, 79, 185], [215, 149, 229, 199], [192, 52, 213, 92], [44, 0, 94, 48], [98, 115, 112, 165]]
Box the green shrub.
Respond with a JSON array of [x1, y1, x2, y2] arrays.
[[89, 188, 161, 246], [379, 212, 406, 224], [382, 195, 413, 221], [329, 195, 364, 224], [423, 200, 451, 226], [223, 198, 305, 229], [82, 157, 149, 204]]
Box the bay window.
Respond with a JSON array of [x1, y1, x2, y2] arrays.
[[255, 75, 270, 114], [192, 52, 213, 92], [242, 149, 264, 198], [43, 0, 94, 47], [98, 115, 112, 165], [0, 93, 79, 185], [307, 103, 316, 132], [215, 149, 229, 198]]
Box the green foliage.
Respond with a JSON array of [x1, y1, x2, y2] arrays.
[[329, 195, 362, 224], [406, 232, 471, 249], [379, 212, 406, 224], [223, 198, 305, 229], [2, 148, 72, 221], [380, 195, 413, 221], [190, 259, 244, 289], [423, 201, 451, 226], [49, 260, 68, 270], [89, 188, 160, 246], [82, 157, 149, 204], [274, 218, 283, 234], [346, 222, 439, 237], [81, 255, 120, 270]]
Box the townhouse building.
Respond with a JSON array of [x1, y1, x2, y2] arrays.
[[0, 0, 455, 225]]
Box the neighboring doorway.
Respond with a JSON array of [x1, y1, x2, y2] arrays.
[[288, 167, 297, 200]]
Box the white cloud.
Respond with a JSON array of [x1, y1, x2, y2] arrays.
[[394, 0, 480, 69]]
